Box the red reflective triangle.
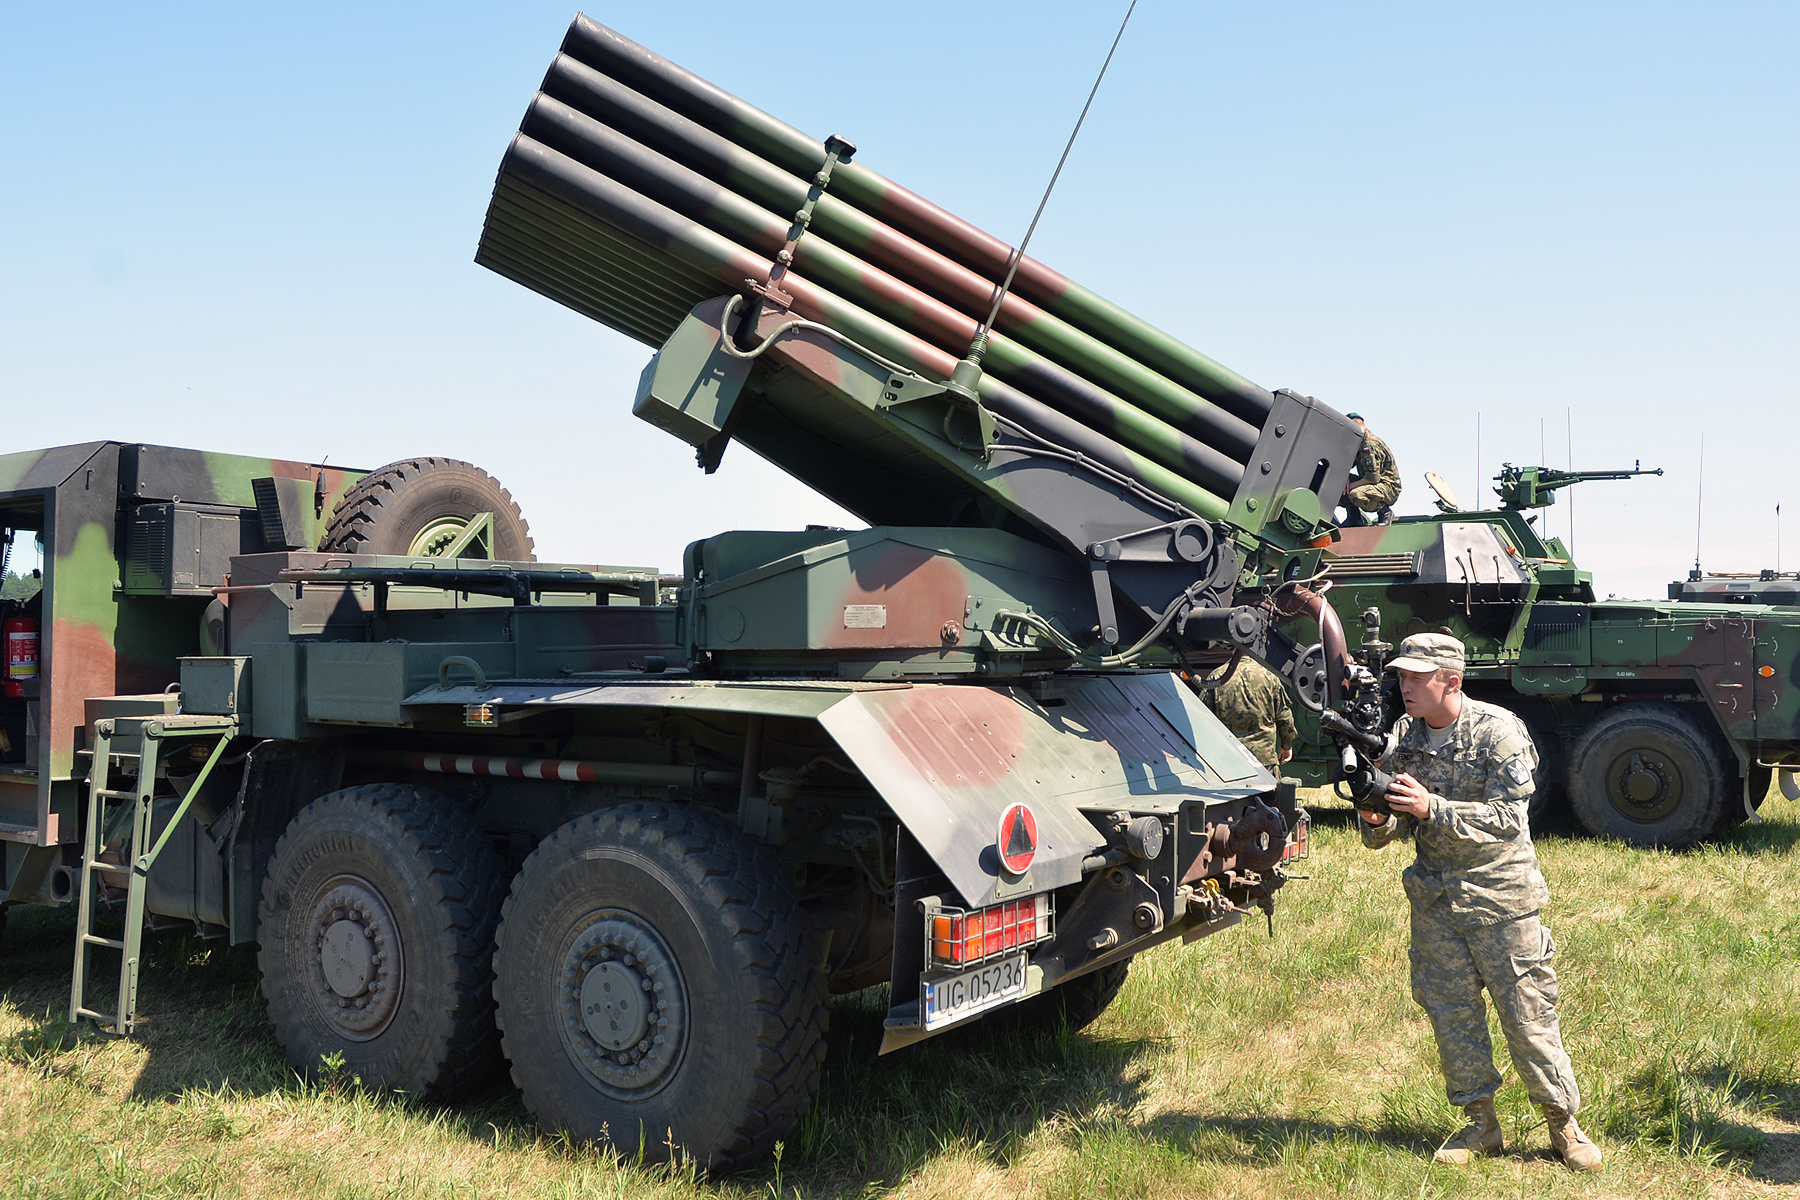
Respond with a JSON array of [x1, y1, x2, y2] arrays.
[[998, 803, 1037, 875]]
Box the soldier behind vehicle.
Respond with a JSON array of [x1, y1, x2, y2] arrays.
[[1359, 632, 1602, 1172], [1201, 657, 1296, 774], [1339, 413, 1401, 527]]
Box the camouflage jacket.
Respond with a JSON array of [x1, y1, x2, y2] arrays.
[[1202, 659, 1296, 772], [1361, 696, 1548, 924], [1345, 429, 1402, 509]]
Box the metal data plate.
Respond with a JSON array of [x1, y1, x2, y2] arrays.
[[921, 952, 1028, 1030]]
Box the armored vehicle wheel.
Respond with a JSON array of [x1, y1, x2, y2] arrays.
[[258, 783, 507, 1100], [989, 959, 1131, 1035], [321, 457, 534, 560], [493, 803, 826, 1171], [1567, 703, 1731, 848], [1518, 709, 1566, 829]]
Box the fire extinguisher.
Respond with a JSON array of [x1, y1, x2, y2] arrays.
[[3, 617, 38, 700]]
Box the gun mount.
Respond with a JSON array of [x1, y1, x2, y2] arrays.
[[1494, 461, 1662, 510]]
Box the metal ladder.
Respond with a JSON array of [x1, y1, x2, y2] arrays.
[[70, 712, 238, 1035]]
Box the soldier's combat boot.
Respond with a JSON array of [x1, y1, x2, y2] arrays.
[[1542, 1105, 1602, 1172], [1433, 1097, 1503, 1165]]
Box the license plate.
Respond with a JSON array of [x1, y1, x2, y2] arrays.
[[922, 952, 1028, 1030]]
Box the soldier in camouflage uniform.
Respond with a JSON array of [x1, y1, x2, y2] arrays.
[[1340, 413, 1401, 527], [1360, 633, 1602, 1172], [1202, 657, 1296, 773]]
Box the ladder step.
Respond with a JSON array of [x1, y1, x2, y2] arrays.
[[82, 934, 128, 950], [73, 1006, 122, 1027], [84, 861, 131, 876]]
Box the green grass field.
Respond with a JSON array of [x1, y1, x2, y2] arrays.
[[5, 793, 1798, 1199]]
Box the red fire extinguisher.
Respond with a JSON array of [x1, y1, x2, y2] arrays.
[[3, 617, 38, 700]]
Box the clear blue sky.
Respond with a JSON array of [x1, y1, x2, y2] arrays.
[[3, 3, 1794, 600]]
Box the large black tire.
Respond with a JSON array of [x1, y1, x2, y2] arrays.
[[322, 457, 534, 561], [1517, 708, 1566, 830], [493, 803, 827, 1171], [1567, 703, 1732, 848], [989, 959, 1131, 1036], [257, 784, 508, 1100]]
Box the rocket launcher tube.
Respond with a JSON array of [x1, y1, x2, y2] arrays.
[[519, 96, 1247, 497], [495, 135, 1229, 521], [537, 54, 1264, 460], [554, 15, 1276, 427]]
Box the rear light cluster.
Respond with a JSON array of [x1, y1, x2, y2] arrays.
[[929, 895, 1052, 967], [1283, 812, 1310, 861]]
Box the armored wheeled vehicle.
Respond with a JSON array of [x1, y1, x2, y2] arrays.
[[1285, 464, 1800, 848], [0, 16, 1396, 1171]]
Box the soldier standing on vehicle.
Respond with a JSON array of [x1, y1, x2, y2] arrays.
[[1359, 633, 1601, 1172], [1339, 413, 1401, 526], [1202, 657, 1296, 774]]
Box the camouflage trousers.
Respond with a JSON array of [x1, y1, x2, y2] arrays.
[[1409, 899, 1581, 1113], [1345, 479, 1400, 512]]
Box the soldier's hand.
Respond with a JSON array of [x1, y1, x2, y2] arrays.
[[1386, 772, 1433, 818]]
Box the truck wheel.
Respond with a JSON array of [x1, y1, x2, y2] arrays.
[[257, 783, 507, 1100], [321, 457, 534, 561], [1567, 704, 1731, 848], [990, 959, 1131, 1036], [493, 803, 826, 1171]]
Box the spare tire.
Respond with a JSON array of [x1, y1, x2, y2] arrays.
[[322, 458, 534, 561]]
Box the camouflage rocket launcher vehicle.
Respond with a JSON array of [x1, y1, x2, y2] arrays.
[[0, 16, 1390, 1170], [1285, 462, 1800, 849]]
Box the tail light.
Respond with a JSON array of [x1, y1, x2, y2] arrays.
[[928, 895, 1052, 967]]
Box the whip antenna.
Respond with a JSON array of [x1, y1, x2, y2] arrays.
[[950, 0, 1140, 397], [1693, 434, 1705, 577]]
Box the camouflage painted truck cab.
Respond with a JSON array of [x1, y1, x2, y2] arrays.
[[1285, 466, 1800, 848], [2, 16, 1404, 1172]]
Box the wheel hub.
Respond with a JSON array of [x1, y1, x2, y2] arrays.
[[556, 912, 686, 1098], [580, 960, 649, 1050], [1607, 749, 1682, 821], [304, 876, 404, 1040]]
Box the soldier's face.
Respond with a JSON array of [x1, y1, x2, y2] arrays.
[[1397, 667, 1455, 722]]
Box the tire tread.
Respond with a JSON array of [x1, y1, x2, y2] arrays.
[[494, 803, 826, 1170], [257, 782, 507, 1100]]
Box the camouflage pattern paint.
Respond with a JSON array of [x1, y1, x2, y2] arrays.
[[520, 76, 1262, 466], [817, 671, 1265, 907], [479, 18, 1299, 522], [548, 16, 1274, 428], [692, 526, 1093, 665], [488, 132, 1233, 518], [0, 442, 358, 844], [1284, 494, 1800, 806]]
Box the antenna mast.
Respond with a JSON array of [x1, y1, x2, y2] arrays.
[[1693, 434, 1705, 577], [1565, 409, 1574, 553]]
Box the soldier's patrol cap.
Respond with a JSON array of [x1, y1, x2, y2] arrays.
[[1388, 632, 1464, 673]]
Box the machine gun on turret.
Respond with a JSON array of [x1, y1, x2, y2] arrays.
[[1493, 461, 1662, 510]]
